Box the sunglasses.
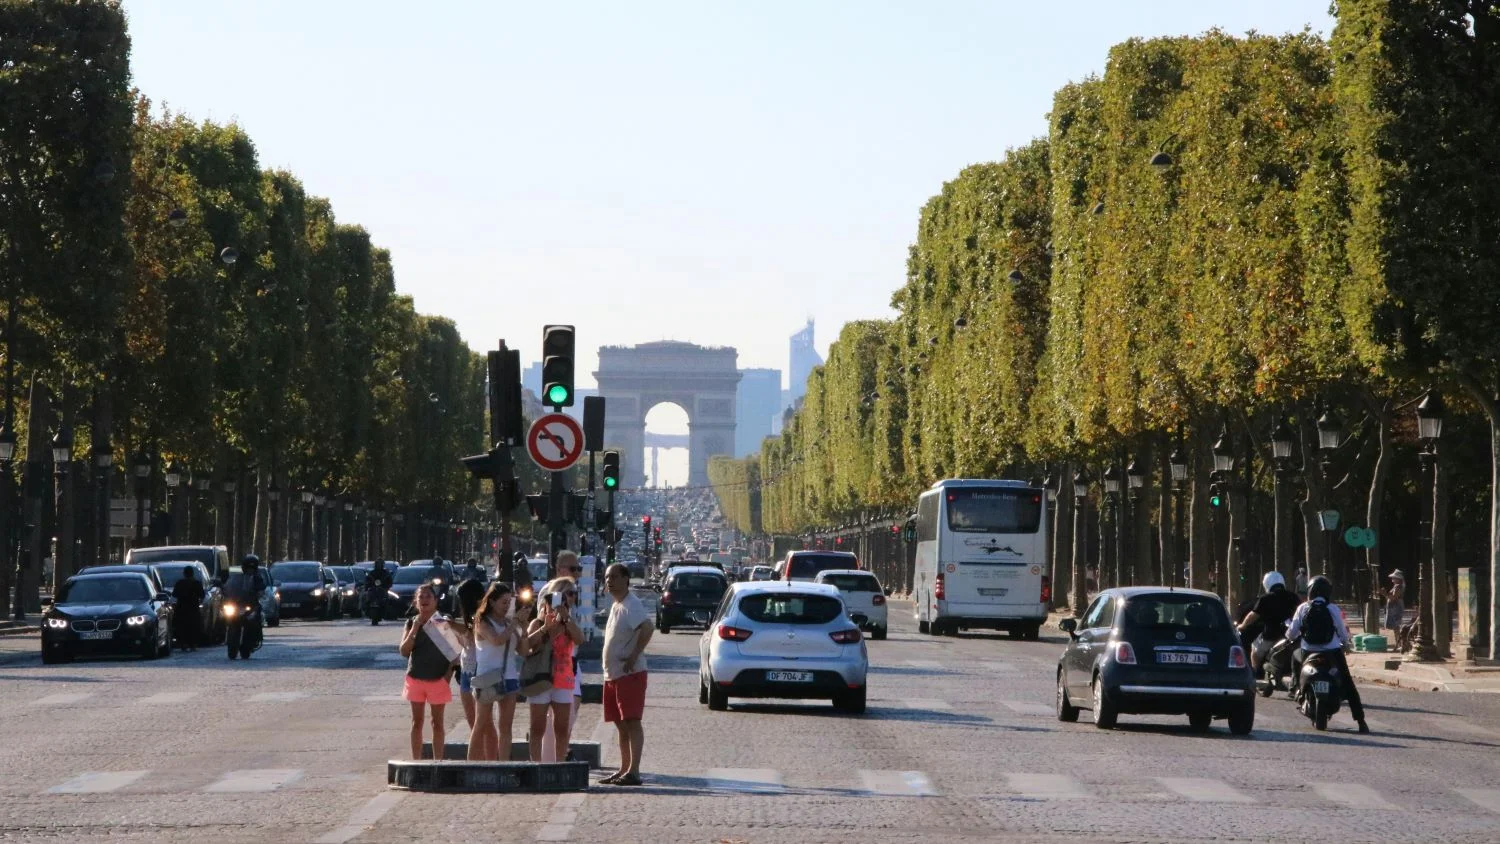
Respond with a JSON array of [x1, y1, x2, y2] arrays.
[[564, 566, 582, 573]]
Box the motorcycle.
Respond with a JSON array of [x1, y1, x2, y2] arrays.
[[1256, 637, 1296, 697], [1295, 650, 1344, 730], [364, 584, 395, 625], [223, 600, 263, 660]]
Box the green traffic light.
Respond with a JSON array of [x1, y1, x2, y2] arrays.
[[1210, 495, 1223, 507], [546, 384, 570, 405], [604, 476, 618, 489]]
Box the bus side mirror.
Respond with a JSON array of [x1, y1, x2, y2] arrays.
[[1059, 618, 1078, 637]]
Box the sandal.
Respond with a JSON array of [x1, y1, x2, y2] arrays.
[[598, 771, 624, 785], [614, 773, 643, 786]]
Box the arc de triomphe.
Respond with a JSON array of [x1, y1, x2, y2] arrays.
[[594, 342, 740, 488]]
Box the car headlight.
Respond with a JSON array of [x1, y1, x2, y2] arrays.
[[223, 604, 237, 618], [125, 614, 151, 626], [312, 588, 324, 597], [431, 577, 442, 586], [274, 590, 281, 601], [343, 588, 355, 596], [45, 617, 69, 629]]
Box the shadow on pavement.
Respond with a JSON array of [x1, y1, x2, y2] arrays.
[[868, 665, 960, 677]]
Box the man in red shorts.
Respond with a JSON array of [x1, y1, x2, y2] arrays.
[[600, 563, 652, 785]]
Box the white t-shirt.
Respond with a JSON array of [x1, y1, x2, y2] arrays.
[[603, 592, 651, 681], [475, 617, 520, 679]]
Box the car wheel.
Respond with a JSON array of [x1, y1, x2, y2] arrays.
[[1188, 711, 1212, 732], [1228, 700, 1254, 736], [657, 621, 670, 634], [707, 682, 728, 711], [872, 626, 887, 641], [1056, 672, 1079, 722], [267, 616, 279, 628], [141, 633, 158, 660], [1092, 677, 1117, 729], [698, 676, 708, 705], [41, 646, 63, 665], [1025, 623, 1042, 641], [835, 686, 867, 715], [918, 619, 930, 635], [159, 628, 172, 658]]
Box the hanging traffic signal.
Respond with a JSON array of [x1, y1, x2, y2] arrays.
[[541, 324, 575, 408], [602, 451, 620, 490], [642, 515, 652, 531], [1209, 481, 1225, 508]]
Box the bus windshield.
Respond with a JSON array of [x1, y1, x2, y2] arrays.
[[945, 488, 1042, 534]]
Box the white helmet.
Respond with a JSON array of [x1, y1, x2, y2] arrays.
[[1262, 571, 1285, 592]]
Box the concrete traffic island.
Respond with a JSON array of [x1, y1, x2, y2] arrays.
[[388, 759, 589, 793], [421, 740, 603, 768]]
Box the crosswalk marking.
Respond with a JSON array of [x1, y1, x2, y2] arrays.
[[1313, 782, 1386, 808], [33, 692, 93, 706], [1006, 773, 1089, 800], [1001, 701, 1053, 716], [248, 691, 309, 703], [1457, 788, 1500, 813], [46, 770, 149, 794], [1159, 777, 1254, 803], [705, 768, 782, 794], [138, 691, 199, 704], [875, 698, 952, 711], [204, 768, 304, 793], [316, 792, 406, 844], [858, 770, 937, 796]]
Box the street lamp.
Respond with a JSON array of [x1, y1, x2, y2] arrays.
[[1212, 426, 1234, 475], [164, 460, 182, 489], [50, 426, 73, 582], [1070, 470, 1090, 614], [163, 461, 182, 545], [1270, 418, 1296, 577], [91, 439, 112, 563], [1316, 408, 1343, 453], [1270, 419, 1295, 463], [1102, 465, 1121, 588], [50, 428, 73, 466], [130, 451, 151, 543], [0, 423, 15, 463], [1169, 446, 1188, 587], [1408, 391, 1445, 662]]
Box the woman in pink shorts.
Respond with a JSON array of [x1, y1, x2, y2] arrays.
[[399, 584, 455, 759]]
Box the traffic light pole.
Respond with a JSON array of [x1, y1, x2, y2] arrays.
[[548, 469, 565, 577]]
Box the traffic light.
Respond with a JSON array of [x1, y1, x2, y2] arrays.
[[1209, 481, 1225, 508], [594, 508, 613, 531], [541, 324, 575, 408], [488, 344, 523, 447], [654, 527, 662, 548], [602, 451, 620, 490], [526, 494, 549, 523], [642, 515, 652, 532]]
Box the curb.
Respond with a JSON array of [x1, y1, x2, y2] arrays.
[[388, 759, 589, 793], [422, 740, 603, 768], [0, 626, 39, 638]]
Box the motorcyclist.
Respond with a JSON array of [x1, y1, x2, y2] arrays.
[[223, 555, 269, 660], [365, 559, 394, 591], [1237, 571, 1300, 672], [461, 557, 484, 583], [1285, 574, 1369, 734]]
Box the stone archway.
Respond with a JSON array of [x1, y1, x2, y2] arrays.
[[594, 342, 740, 488]]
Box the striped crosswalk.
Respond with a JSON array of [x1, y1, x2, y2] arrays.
[[43, 768, 306, 795]]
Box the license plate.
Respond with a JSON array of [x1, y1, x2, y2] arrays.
[[80, 631, 113, 640], [281, 603, 301, 609], [1311, 680, 1331, 694], [766, 670, 813, 683], [1157, 652, 1207, 665], [977, 588, 1009, 597], [689, 611, 708, 623]]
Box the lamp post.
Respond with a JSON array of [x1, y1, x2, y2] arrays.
[[267, 483, 282, 560], [1212, 426, 1234, 599], [222, 477, 238, 558], [193, 468, 212, 545], [1407, 391, 1445, 663], [1169, 447, 1188, 587], [1043, 473, 1062, 607], [1126, 459, 1144, 585], [1315, 407, 1342, 578], [91, 440, 111, 564], [130, 451, 151, 545], [1270, 417, 1295, 580], [1102, 465, 1120, 589], [1070, 470, 1090, 615], [164, 461, 182, 545], [300, 490, 314, 558], [50, 426, 73, 584], [343, 499, 355, 565]]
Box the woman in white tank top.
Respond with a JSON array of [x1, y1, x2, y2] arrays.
[[468, 583, 524, 761]]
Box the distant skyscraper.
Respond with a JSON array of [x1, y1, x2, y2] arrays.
[[788, 318, 822, 405], [735, 368, 782, 457], [522, 361, 543, 397]]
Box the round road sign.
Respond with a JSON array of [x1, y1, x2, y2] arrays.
[[527, 413, 585, 472]]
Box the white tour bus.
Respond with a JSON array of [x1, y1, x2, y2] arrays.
[[913, 479, 1049, 639]]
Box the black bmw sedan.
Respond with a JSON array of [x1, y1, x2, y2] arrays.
[[1057, 587, 1255, 734], [269, 561, 339, 620], [42, 572, 174, 663]]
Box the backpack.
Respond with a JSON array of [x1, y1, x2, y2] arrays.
[[1302, 600, 1336, 646]]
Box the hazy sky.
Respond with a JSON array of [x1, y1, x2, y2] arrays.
[[121, 0, 1333, 393]]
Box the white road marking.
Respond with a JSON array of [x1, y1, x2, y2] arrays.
[[536, 791, 585, 841], [880, 698, 952, 711], [204, 768, 304, 793], [46, 770, 149, 794], [1313, 782, 1386, 808], [1457, 788, 1500, 813], [905, 660, 944, 669], [33, 692, 93, 706], [704, 768, 783, 794], [1159, 777, 1254, 803], [1001, 701, 1054, 716], [248, 691, 309, 703], [1005, 773, 1090, 800], [138, 691, 199, 704], [858, 770, 937, 797], [316, 792, 406, 843]]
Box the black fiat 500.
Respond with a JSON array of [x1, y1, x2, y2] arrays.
[[1056, 587, 1255, 734], [42, 572, 175, 663]]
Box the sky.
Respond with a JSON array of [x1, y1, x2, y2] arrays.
[[120, 1, 1335, 486]]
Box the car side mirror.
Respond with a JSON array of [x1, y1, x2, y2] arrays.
[[157, 592, 173, 602], [1059, 618, 1078, 636]]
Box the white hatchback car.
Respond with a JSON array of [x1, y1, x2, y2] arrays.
[[814, 569, 889, 640], [699, 581, 869, 714]]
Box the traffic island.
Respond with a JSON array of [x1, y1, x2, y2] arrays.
[[388, 759, 589, 793], [421, 740, 602, 768]]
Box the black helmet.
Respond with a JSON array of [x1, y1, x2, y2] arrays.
[[1307, 575, 1332, 602], [241, 554, 261, 570], [374, 559, 386, 570]]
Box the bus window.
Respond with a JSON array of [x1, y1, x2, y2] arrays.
[[917, 493, 939, 542], [944, 488, 1042, 533]]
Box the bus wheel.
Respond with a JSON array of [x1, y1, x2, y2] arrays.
[[918, 619, 930, 635]]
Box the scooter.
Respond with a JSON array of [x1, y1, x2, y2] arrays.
[[223, 600, 263, 660], [364, 584, 391, 626], [1295, 650, 1344, 730], [1257, 637, 1296, 698]]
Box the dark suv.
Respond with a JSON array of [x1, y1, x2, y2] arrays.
[[780, 550, 859, 582], [656, 566, 728, 633]]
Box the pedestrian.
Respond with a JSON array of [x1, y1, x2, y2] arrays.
[[171, 566, 204, 652], [600, 562, 652, 786], [454, 578, 487, 736], [1294, 566, 1309, 600], [398, 584, 455, 760], [1384, 569, 1406, 637], [525, 575, 584, 762], [468, 582, 525, 761], [540, 551, 589, 761]]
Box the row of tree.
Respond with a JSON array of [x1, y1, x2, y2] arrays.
[[710, 2, 1500, 656]]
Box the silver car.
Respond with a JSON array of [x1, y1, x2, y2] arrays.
[[698, 581, 868, 714]]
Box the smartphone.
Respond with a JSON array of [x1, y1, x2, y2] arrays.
[[547, 591, 563, 609]]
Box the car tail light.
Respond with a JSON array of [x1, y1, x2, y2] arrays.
[[1112, 642, 1137, 665], [829, 628, 862, 644], [1040, 575, 1051, 605], [660, 591, 673, 605], [717, 625, 752, 641], [871, 594, 886, 606], [1228, 645, 1247, 669], [934, 572, 945, 600]]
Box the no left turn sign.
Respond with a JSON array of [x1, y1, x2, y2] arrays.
[[527, 413, 585, 472]]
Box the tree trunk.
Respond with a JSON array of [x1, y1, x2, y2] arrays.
[[17, 375, 50, 617], [1135, 441, 1154, 585], [1070, 494, 1089, 615], [1433, 452, 1450, 658], [1190, 428, 1212, 591], [1457, 372, 1499, 661], [1053, 462, 1073, 608], [1297, 414, 1327, 578], [1158, 438, 1175, 588], [1362, 391, 1393, 635]]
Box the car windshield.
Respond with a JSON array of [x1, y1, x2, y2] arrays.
[[527, 562, 550, 581], [328, 567, 354, 582], [395, 567, 434, 585], [130, 548, 213, 567], [61, 576, 150, 603], [271, 563, 321, 583], [1121, 594, 1229, 632], [669, 574, 726, 593], [738, 593, 845, 624], [151, 564, 200, 585], [787, 554, 856, 579], [821, 574, 880, 593], [944, 487, 1043, 533]]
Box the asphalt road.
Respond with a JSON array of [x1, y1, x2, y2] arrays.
[[4, 593, 1500, 843]]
